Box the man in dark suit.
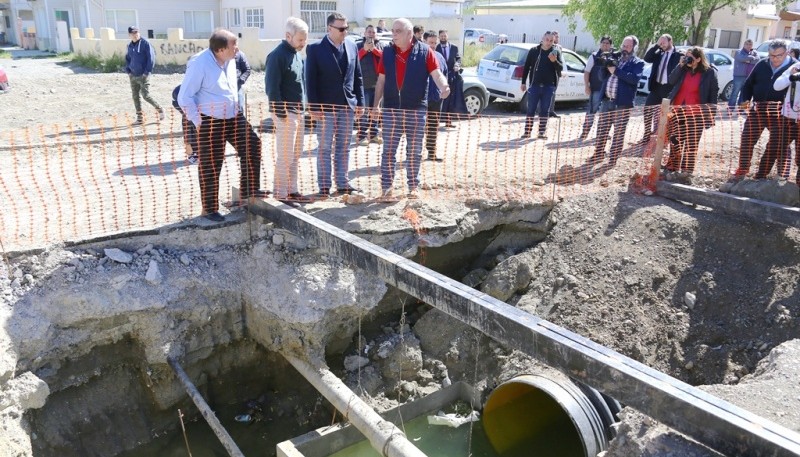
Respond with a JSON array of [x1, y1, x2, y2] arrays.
[[641, 34, 682, 142], [436, 29, 461, 127], [305, 12, 365, 197]]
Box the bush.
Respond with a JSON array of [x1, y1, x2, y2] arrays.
[[71, 52, 125, 73], [462, 44, 492, 67]]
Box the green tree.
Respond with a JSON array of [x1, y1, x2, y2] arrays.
[[564, 0, 791, 51], [563, 0, 688, 52]]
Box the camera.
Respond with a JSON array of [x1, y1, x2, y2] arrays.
[[596, 51, 620, 67], [682, 55, 695, 65], [365, 38, 374, 45], [790, 72, 800, 82]]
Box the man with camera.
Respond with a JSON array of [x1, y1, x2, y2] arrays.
[[735, 39, 795, 179], [590, 35, 645, 166], [641, 34, 682, 143], [579, 36, 614, 140], [357, 25, 384, 146]]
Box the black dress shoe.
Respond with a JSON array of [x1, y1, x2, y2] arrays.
[[333, 186, 362, 196], [251, 189, 272, 198], [549, 112, 559, 118], [202, 212, 225, 222]]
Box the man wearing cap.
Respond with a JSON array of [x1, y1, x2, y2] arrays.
[[124, 26, 165, 124]]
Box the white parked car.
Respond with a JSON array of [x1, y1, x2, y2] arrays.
[[755, 39, 800, 59], [464, 28, 507, 47], [476, 43, 589, 110], [637, 48, 735, 101]]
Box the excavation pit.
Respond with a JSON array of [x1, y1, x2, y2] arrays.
[[2, 191, 799, 456]]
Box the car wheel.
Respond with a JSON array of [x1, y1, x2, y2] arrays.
[[518, 92, 528, 112], [721, 81, 733, 101], [463, 88, 486, 116]]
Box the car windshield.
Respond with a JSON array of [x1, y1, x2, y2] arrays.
[[756, 42, 770, 52], [483, 45, 529, 65]]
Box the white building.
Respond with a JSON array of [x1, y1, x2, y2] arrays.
[[3, 0, 465, 51]]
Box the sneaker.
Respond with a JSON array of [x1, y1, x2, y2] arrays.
[[187, 154, 198, 165], [358, 137, 370, 146], [202, 212, 225, 222], [370, 136, 384, 145], [315, 188, 331, 199], [158, 110, 165, 121], [537, 133, 547, 140], [425, 156, 444, 162], [133, 118, 143, 126], [407, 189, 420, 199]]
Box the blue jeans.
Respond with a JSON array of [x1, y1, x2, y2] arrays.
[[581, 90, 604, 134], [316, 107, 355, 191], [381, 109, 426, 190], [357, 88, 379, 140], [523, 84, 555, 135], [728, 76, 747, 107]]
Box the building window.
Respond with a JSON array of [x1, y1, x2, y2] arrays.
[[184, 11, 213, 37], [785, 26, 792, 38], [718, 30, 742, 48], [226, 9, 241, 27], [705, 29, 717, 48], [300, 1, 337, 33], [105, 10, 137, 34], [245, 8, 264, 28]]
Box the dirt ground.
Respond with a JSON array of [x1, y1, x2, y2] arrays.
[[2, 54, 800, 456]]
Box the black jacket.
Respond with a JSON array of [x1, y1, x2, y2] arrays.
[[740, 58, 795, 103], [667, 65, 720, 128], [521, 45, 563, 86]]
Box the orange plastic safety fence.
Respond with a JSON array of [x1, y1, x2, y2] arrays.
[[1, 100, 797, 252]]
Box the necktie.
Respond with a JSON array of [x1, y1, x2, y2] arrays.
[[444, 45, 448, 61], [659, 52, 670, 84]]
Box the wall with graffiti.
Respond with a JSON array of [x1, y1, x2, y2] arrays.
[[70, 27, 280, 70]]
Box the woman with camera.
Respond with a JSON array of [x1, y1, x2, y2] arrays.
[[663, 47, 719, 175]]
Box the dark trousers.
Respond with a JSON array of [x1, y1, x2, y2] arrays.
[[594, 100, 632, 161], [196, 112, 262, 213], [425, 100, 442, 157], [643, 83, 672, 135], [777, 117, 800, 183], [356, 88, 379, 140], [737, 103, 785, 177], [665, 107, 706, 174]]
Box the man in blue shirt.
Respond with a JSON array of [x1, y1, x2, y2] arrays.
[[178, 29, 267, 222], [124, 26, 164, 124]]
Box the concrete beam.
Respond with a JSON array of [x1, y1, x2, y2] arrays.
[[657, 182, 800, 228], [249, 199, 800, 457]]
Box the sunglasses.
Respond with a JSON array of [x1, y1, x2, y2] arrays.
[[329, 25, 349, 32]]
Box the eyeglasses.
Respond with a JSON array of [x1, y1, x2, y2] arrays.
[[329, 25, 349, 32], [769, 52, 786, 58]]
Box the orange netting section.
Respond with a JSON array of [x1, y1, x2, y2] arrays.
[[1, 101, 797, 251]]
